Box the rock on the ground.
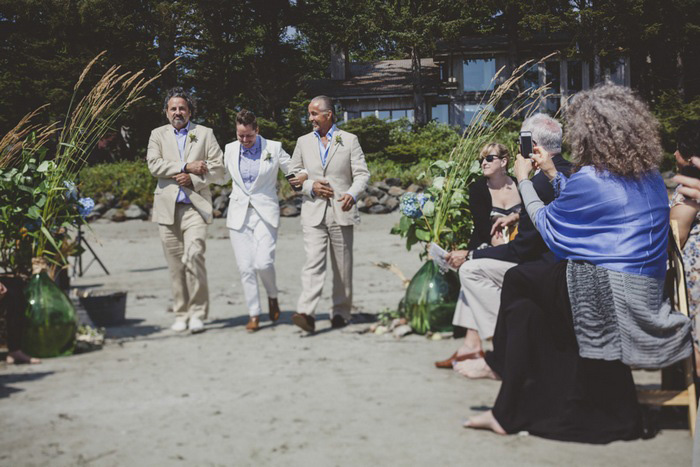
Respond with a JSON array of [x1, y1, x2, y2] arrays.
[[124, 204, 148, 220], [104, 208, 126, 222], [359, 196, 380, 213], [384, 197, 399, 212], [374, 181, 391, 192], [385, 178, 401, 186], [405, 184, 422, 193], [392, 324, 412, 338], [213, 194, 229, 212], [280, 203, 300, 217], [387, 186, 405, 197], [93, 203, 108, 214], [366, 185, 385, 198], [369, 204, 391, 214]]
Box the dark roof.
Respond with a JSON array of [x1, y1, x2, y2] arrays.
[[309, 58, 440, 99], [435, 33, 574, 58]]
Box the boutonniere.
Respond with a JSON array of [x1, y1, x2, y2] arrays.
[[263, 151, 271, 161], [335, 134, 343, 145], [188, 133, 198, 144]]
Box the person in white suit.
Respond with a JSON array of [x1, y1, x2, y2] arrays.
[[224, 109, 306, 332]]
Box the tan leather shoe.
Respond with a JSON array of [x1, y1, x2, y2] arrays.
[[291, 312, 315, 333], [268, 297, 281, 322], [246, 316, 260, 332]]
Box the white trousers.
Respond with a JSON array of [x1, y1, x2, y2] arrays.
[[452, 258, 516, 338], [229, 207, 278, 317]]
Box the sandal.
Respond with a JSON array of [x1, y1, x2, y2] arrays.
[[434, 350, 484, 369]]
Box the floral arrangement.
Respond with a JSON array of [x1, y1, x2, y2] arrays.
[[0, 52, 172, 277]]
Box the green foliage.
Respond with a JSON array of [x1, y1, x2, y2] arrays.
[[652, 90, 700, 170], [340, 116, 394, 154], [0, 148, 85, 275], [390, 159, 479, 252], [367, 158, 433, 185], [80, 161, 156, 208]]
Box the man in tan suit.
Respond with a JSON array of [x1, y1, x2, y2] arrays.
[[289, 95, 370, 332], [147, 87, 225, 333]]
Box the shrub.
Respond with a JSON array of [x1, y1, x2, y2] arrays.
[[339, 116, 394, 154], [80, 161, 156, 208]]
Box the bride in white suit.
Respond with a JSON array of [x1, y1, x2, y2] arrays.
[[224, 109, 306, 332]]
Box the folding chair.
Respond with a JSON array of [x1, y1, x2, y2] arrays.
[[637, 219, 697, 436]]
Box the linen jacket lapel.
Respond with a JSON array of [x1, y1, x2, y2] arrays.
[[322, 130, 342, 173], [248, 137, 268, 192], [184, 122, 198, 162], [228, 140, 250, 195], [164, 126, 180, 163], [304, 134, 324, 175]]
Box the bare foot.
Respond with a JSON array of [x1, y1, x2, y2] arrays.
[[463, 410, 506, 435], [453, 357, 499, 380], [6, 350, 41, 365]]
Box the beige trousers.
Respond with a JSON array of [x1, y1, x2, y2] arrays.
[[297, 205, 354, 320], [158, 204, 209, 321], [452, 258, 516, 338]]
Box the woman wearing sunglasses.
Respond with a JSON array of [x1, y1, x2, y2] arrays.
[[434, 142, 522, 369]]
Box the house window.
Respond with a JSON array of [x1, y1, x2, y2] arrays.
[[431, 104, 449, 124], [567, 61, 583, 92], [522, 64, 539, 91], [362, 109, 414, 122], [544, 61, 561, 112], [464, 104, 492, 127], [608, 58, 626, 86], [463, 58, 496, 92]]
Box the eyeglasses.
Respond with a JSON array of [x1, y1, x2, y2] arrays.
[[479, 154, 503, 163]]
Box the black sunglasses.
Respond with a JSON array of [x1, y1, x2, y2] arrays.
[[479, 154, 503, 162]]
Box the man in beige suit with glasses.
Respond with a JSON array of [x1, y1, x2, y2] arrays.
[[147, 87, 225, 333], [289, 95, 370, 333]]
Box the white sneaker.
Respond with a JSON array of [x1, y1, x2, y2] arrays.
[[171, 319, 188, 332], [189, 317, 205, 334]]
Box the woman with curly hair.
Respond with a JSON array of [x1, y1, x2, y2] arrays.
[[462, 84, 692, 443]]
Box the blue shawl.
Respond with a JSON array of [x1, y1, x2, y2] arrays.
[[534, 166, 669, 279]]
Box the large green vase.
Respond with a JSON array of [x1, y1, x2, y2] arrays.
[[22, 272, 77, 358], [404, 261, 460, 334]]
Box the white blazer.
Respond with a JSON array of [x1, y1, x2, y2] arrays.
[[223, 137, 293, 230]]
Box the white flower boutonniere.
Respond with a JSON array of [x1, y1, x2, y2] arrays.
[[335, 134, 343, 145], [263, 151, 272, 161], [188, 133, 198, 144]]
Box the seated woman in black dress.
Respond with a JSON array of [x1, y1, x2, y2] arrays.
[[462, 84, 692, 443], [435, 142, 521, 368]]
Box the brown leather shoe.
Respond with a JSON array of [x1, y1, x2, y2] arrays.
[[331, 315, 348, 329], [246, 316, 260, 332], [292, 312, 315, 332], [268, 297, 281, 322]]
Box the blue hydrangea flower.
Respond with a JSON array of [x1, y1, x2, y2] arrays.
[[416, 193, 431, 207], [78, 197, 95, 218], [63, 180, 78, 200], [399, 193, 422, 219]]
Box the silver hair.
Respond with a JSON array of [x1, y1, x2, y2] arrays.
[[521, 113, 563, 155], [163, 87, 196, 117], [310, 95, 336, 122], [564, 84, 662, 178]]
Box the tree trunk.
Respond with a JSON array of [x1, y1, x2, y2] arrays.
[[411, 46, 426, 126], [155, 3, 177, 89], [677, 50, 685, 101], [504, 3, 519, 78]]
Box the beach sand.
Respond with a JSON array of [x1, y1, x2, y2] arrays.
[[0, 213, 691, 466]]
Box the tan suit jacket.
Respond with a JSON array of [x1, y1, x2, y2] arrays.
[[147, 123, 225, 225], [289, 129, 370, 227]]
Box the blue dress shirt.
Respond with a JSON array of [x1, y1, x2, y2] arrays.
[[174, 122, 191, 204], [239, 136, 262, 190]]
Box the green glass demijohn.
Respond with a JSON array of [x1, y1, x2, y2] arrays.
[[403, 261, 460, 334], [22, 265, 77, 358]]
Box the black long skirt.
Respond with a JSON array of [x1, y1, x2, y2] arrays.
[[484, 259, 642, 444]]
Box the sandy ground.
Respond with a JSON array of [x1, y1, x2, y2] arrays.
[[0, 213, 692, 466]]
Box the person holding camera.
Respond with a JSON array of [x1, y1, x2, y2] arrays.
[[462, 84, 691, 443], [224, 109, 306, 332]]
